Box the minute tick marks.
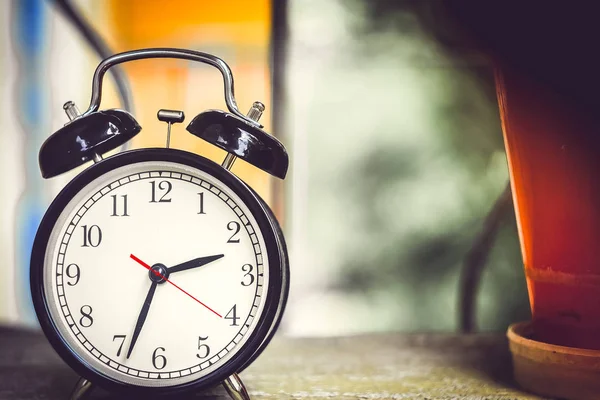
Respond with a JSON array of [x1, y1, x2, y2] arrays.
[[48, 163, 267, 382]]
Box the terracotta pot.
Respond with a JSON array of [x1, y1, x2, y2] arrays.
[[497, 65, 600, 350], [508, 322, 600, 400]]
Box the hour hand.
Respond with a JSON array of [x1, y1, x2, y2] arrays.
[[168, 254, 224, 274]]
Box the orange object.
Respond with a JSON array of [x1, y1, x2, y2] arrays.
[[497, 65, 600, 350], [103, 0, 275, 210], [508, 322, 600, 400]]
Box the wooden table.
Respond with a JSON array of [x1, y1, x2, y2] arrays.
[[0, 326, 546, 399]]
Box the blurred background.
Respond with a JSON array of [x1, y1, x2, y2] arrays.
[[0, 0, 530, 336]]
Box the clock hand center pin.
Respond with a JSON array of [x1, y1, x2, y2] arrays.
[[148, 263, 169, 284]]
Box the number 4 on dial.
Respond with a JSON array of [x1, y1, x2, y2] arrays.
[[225, 305, 239, 326]]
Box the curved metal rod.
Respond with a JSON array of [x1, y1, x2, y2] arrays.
[[458, 181, 513, 332], [82, 48, 259, 126]]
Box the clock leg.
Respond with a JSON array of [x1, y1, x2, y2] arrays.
[[223, 373, 251, 400], [70, 377, 94, 400]]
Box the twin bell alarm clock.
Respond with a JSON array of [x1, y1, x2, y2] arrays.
[[30, 48, 289, 400]]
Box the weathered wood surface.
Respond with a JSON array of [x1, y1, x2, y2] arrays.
[[0, 326, 546, 399]]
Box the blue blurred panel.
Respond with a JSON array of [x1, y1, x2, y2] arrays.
[[15, 0, 45, 57], [13, 0, 48, 325]]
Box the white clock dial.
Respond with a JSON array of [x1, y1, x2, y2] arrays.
[[42, 161, 270, 387]]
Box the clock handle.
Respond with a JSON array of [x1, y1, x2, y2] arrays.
[[223, 373, 251, 400], [81, 48, 260, 128]]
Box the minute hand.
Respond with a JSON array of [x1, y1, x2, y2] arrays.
[[167, 254, 224, 274], [126, 281, 157, 359]]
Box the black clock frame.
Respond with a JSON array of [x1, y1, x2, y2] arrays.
[[30, 148, 289, 397]]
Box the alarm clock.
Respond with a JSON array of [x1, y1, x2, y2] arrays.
[[29, 48, 289, 400]]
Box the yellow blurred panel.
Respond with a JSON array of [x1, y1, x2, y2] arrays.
[[108, 0, 271, 47], [105, 0, 273, 203]]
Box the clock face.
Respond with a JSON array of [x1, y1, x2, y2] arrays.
[[41, 160, 270, 387]]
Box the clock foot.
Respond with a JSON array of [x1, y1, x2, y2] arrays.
[[223, 373, 251, 400], [70, 377, 94, 400]]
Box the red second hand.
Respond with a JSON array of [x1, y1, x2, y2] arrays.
[[130, 254, 222, 318]]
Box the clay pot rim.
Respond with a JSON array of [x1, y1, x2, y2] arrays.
[[508, 321, 600, 362], [509, 321, 600, 399]]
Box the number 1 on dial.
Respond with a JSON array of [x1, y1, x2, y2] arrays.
[[197, 192, 206, 214]]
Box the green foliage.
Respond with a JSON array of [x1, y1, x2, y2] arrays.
[[292, 0, 527, 333]]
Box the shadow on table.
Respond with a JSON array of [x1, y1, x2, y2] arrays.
[[0, 325, 530, 399], [0, 326, 232, 399]]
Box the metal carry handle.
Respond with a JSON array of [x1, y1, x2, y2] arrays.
[[82, 48, 260, 127]]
